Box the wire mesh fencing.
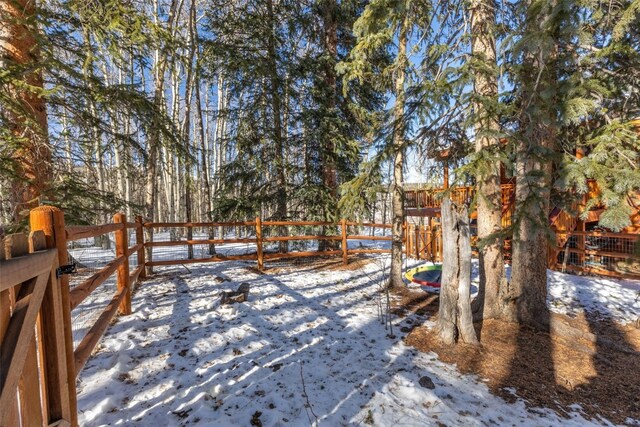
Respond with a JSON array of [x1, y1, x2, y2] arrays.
[[67, 231, 119, 347], [554, 231, 640, 279]]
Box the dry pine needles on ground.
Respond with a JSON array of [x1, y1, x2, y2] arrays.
[[392, 287, 640, 424]]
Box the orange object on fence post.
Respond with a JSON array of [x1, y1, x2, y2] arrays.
[[114, 213, 131, 315], [135, 215, 146, 280], [29, 206, 78, 426], [256, 216, 264, 271], [341, 218, 348, 265]]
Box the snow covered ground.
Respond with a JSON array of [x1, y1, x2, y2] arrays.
[[76, 255, 639, 426], [67, 228, 391, 347]]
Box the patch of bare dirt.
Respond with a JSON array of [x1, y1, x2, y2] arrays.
[[395, 288, 640, 424]]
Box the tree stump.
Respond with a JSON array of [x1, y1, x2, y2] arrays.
[[438, 198, 478, 345], [221, 283, 251, 304]]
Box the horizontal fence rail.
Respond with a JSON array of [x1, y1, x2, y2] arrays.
[[1, 224, 75, 426], [143, 218, 395, 269]]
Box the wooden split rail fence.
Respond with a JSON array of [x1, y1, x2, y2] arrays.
[[1, 209, 396, 426], [1, 207, 146, 427], [143, 218, 394, 269]]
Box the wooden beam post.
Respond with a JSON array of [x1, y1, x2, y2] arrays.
[[341, 218, 348, 265], [113, 213, 131, 315], [256, 216, 264, 271], [402, 221, 408, 257], [29, 206, 78, 427], [443, 160, 449, 190], [431, 225, 438, 262], [0, 236, 20, 427], [2, 233, 44, 427], [135, 215, 146, 280]]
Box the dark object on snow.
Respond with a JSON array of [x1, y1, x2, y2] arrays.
[[221, 283, 251, 304], [418, 375, 436, 389], [250, 410, 262, 427]]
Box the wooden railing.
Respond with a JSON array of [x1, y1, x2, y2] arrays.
[[405, 186, 474, 209], [4, 207, 146, 425], [143, 218, 393, 270], [1, 228, 75, 427], [405, 184, 515, 212], [405, 224, 443, 262], [65, 213, 145, 375]]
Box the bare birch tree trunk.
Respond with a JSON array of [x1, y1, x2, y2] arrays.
[[214, 75, 227, 238], [145, 0, 180, 273], [438, 198, 478, 345], [181, 0, 199, 259]]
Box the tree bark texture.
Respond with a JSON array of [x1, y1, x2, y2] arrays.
[[438, 198, 478, 345], [509, 2, 557, 329], [266, 0, 288, 252], [390, 11, 409, 288], [1, 0, 52, 222], [470, 0, 511, 320]]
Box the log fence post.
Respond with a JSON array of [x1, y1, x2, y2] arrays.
[[114, 213, 131, 315], [341, 218, 348, 265], [135, 215, 146, 280], [256, 216, 264, 271], [29, 206, 78, 426], [402, 221, 407, 257]]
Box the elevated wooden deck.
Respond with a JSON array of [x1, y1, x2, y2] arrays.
[[405, 184, 515, 228]]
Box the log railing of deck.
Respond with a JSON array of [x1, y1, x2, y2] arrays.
[[405, 184, 515, 210]]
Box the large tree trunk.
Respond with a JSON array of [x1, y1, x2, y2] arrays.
[[317, 0, 339, 251], [509, 2, 557, 330], [469, 0, 510, 319], [266, 0, 288, 252], [510, 136, 553, 328], [1, 0, 52, 223], [438, 199, 478, 345], [321, 0, 338, 204], [389, 11, 409, 288]]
